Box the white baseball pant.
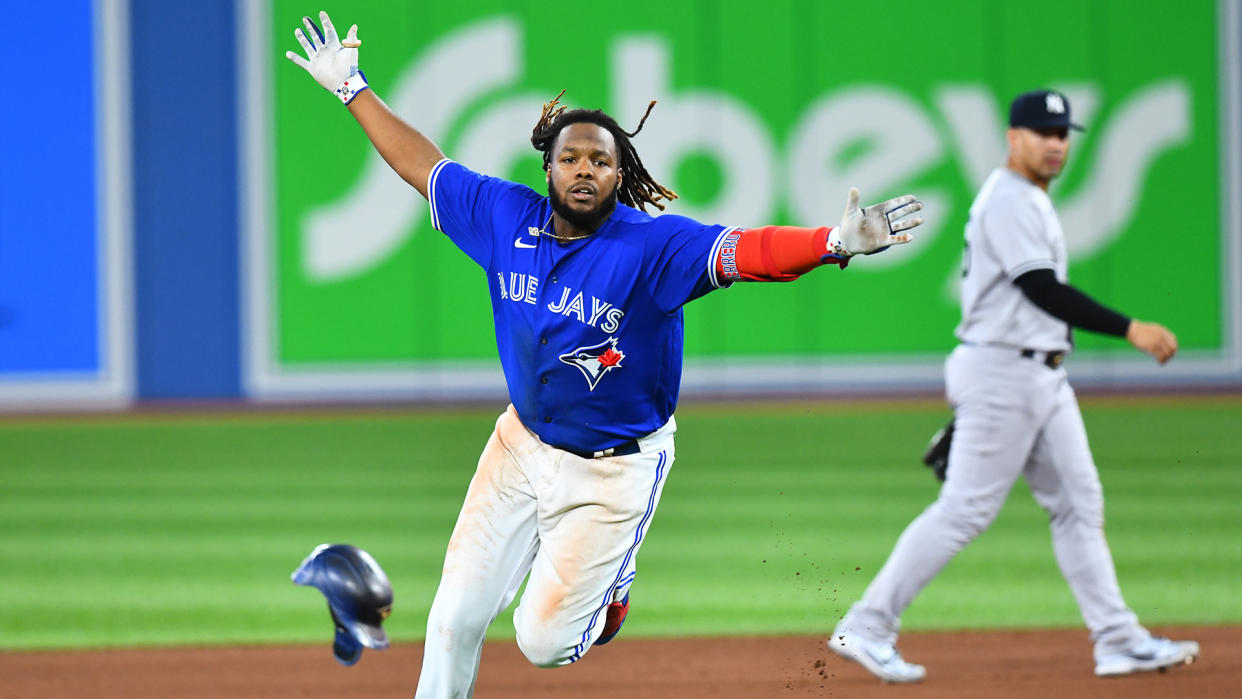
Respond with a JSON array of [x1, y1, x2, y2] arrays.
[[841, 344, 1147, 654], [415, 405, 675, 698]]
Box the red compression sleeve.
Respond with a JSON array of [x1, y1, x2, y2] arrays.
[[715, 225, 846, 282]]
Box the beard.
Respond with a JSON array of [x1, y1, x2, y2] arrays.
[[547, 180, 619, 233]]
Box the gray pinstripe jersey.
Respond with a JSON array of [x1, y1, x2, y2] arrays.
[[956, 167, 1071, 352]]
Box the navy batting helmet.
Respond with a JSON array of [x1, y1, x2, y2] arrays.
[[292, 543, 394, 666]]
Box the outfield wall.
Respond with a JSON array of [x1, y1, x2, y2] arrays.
[[1, 0, 1240, 408]]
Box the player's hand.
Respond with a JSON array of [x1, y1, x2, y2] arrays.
[[284, 11, 367, 104], [831, 188, 924, 256], [1126, 320, 1178, 364]]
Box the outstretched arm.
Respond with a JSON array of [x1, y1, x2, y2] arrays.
[[714, 189, 924, 282], [285, 11, 445, 199], [345, 92, 445, 199]]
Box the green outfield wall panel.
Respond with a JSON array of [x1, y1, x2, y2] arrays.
[[242, 0, 1236, 397]]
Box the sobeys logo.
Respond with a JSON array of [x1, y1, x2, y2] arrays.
[[301, 16, 1191, 282]]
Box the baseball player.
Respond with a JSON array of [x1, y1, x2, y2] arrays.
[[286, 11, 924, 697], [829, 89, 1199, 683]]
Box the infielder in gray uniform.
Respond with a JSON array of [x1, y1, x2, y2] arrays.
[[829, 90, 1199, 683]]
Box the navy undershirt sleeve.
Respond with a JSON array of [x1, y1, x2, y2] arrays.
[[1013, 268, 1131, 337]]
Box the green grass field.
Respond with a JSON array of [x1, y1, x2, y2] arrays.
[[2, 396, 1239, 650]]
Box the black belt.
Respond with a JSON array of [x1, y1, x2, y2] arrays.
[[1020, 348, 1066, 369], [561, 440, 642, 459]]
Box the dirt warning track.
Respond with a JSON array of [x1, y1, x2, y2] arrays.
[[3, 625, 1236, 698]]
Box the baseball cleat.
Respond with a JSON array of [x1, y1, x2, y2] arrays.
[[828, 631, 926, 684], [1094, 637, 1199, 677], [593, 593, 629, 646]]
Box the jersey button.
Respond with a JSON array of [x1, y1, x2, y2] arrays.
[[543, 416, 552, 424], [551, 276, 558, 284], [540, 337, 548, 345], [540, 376, 548, 384]]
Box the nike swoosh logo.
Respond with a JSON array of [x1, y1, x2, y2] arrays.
[[514, 238, 537, 249]]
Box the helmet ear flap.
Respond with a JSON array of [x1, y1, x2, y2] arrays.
[[329, 605, 363, 665]]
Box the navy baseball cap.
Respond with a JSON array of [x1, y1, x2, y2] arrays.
[[1009, 90, 1084, 131]]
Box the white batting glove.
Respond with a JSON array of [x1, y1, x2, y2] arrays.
[[827, 188, 924, 257], [284, 11, 367, 104]]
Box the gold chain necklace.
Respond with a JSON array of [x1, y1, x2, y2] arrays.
[[534, 212, 591, 242]]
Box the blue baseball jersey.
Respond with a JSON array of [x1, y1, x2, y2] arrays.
[[428, 159, 737, 453]]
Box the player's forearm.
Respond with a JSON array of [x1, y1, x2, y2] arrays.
[[1013, 268, 1130, 336], [347, 91, 446, 199], [716, 225, 845, 282]]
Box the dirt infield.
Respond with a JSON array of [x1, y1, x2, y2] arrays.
[[4, 625, 1235, 698]]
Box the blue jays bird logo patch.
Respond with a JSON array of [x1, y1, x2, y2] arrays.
[[559, 337, 625, 391]]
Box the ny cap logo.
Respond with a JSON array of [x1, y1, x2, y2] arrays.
[[1045, 93, 1066, 114]]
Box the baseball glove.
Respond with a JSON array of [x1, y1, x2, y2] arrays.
[[921, 418, 954, 481]]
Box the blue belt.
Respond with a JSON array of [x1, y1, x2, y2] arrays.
[[560, 440, 642, 459]]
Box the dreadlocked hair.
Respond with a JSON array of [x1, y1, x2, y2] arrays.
[[530, 90, 678, 212]]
